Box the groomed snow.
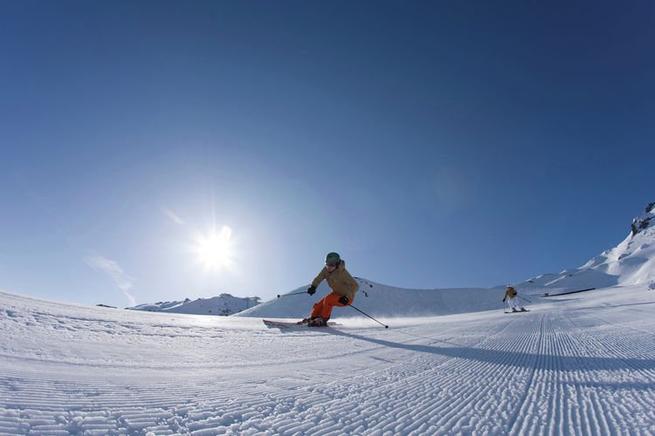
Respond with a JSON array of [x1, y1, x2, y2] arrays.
[[2, 284, 655, 435]]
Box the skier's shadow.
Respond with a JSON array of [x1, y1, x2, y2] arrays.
[[329, 330, 655, 372]]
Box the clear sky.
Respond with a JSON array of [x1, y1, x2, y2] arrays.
[[1, 1, 654, 307]]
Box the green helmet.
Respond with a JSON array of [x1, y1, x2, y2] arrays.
[[325, 252, 341, 266]]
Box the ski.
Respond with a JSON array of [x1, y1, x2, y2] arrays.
[[263, 319, 339, 329]]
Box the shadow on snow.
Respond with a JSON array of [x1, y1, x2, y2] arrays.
[[330, 330, 655, 373]]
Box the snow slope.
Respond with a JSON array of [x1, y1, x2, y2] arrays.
[[128, 294, 260, 316], [2, 284, 655, 434], [240, 204, 655, 319], [237, 279, 504, 319], [516, 202, 655, 293]]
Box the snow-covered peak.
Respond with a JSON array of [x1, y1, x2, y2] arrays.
[[647, 201, 655, 215], [517, 201, 655, 291], [128, 294, 261, 316]]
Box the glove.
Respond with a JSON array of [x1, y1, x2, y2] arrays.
[[307, 286, 317, 295], [339, 296, 350, 305], [502, 298, 506, 302]]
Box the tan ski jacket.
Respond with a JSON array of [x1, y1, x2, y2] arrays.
[[311, 261, 359, 300], [504, 287, 517, 300]]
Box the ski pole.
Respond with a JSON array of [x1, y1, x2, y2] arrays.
[[349, 304, 388, 329], [518, 295, 532, 303], [277, 290, 309, 298]]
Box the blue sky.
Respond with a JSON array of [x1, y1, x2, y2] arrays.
[[1, 1, 654, 306]]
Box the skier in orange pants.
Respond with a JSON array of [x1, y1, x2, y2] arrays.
[[310, 291, 354, 322], [301, 252, 359, 327]]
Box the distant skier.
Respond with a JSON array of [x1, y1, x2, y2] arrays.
[[503, 286, 527, 313], [300, 252, 359, 327]]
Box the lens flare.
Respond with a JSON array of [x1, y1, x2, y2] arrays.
[[194, 226, 233, 270]]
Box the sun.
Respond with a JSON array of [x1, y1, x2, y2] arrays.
[[194, 226, 234, 270]]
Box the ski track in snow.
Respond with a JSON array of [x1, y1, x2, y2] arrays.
[[1, 289, 655, 435]]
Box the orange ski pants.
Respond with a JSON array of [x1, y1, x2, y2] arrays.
[[311, 292, 353, 320]]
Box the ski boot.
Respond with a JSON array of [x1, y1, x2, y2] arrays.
[[308, 317, 328, 327]]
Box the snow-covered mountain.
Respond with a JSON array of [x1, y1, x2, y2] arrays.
[[516, 202, 655, 292], [237, 279, 504, 319], [128, 293, 261, 316], [240, 202, 655, 318]]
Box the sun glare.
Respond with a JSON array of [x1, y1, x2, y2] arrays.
[[194, 226, 234, 270]]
